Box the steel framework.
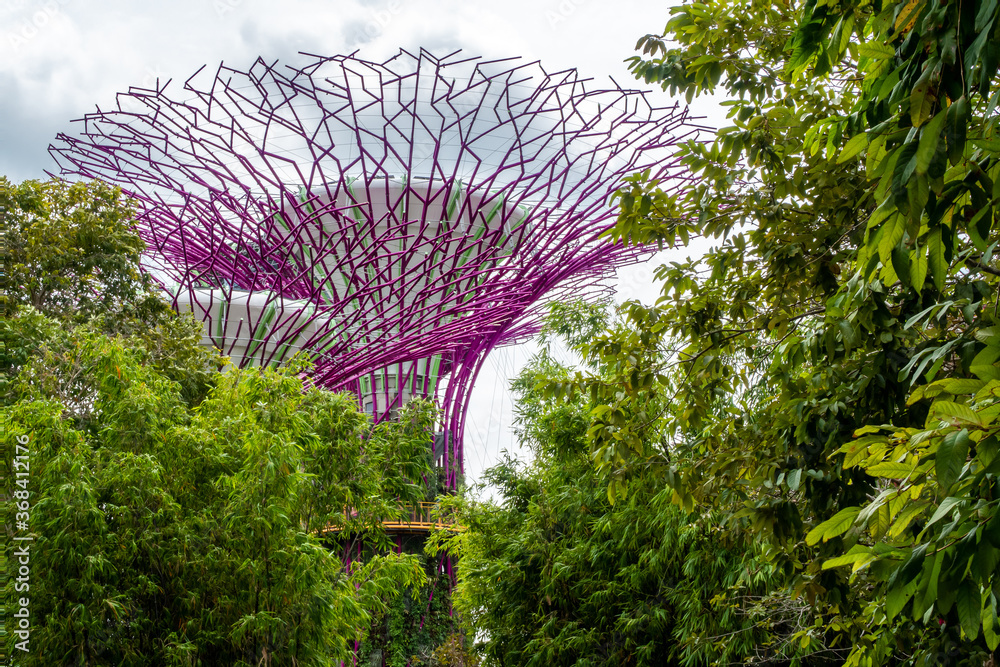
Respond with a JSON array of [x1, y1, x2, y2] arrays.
[[50, 49, 698, 487]]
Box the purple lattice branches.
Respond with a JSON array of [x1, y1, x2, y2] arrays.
[[50, 49, 700, 485]]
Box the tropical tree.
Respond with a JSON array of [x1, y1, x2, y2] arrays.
[[2, 177, 150, 321], [563, 1, 1000, 663], [2, 177, 437, 666], [1, 176, 215, 406], [435, 304, 804, 667]]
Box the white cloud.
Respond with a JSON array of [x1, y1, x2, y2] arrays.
[[2, 0, 685, 180]]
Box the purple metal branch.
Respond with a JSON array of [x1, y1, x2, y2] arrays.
[[50, 49, 701, 488]]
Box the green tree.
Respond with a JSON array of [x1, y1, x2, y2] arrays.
[[435, 304, 801, 667], [571, 1, 1000, 663], [2, 177, 150, 321], [2, 177, 437, 665], [360, 570, 466, 667], [1, 177, 214, 406], [4, 330, 434, 666]]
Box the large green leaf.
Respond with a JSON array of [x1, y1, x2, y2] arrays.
[[866, 462, 918, 479], [956, 580, 981, 641], [935, 428, 971, 489], [927, 226, 947, 291], [915, 111, 948, 175], [839, 133, 869, 163], [909, 61, 940, 127], [887, 580, 917, 620], [931, 402, 983, 427], [806, 507, 861, 546], [823, 545, 874, 570], [984, 601, 1000, 652]]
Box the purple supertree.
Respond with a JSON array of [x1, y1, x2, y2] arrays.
[[50, 49, 698, 489]]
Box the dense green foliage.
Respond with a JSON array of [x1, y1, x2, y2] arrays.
[[1, 177, 213, 406], [360, 563, 464, 667], [2, 177, 150, 321], [12, 2, 1000, 658], [2, 178, 439, 666], [436, 309, 801, 667], [544, 1, 1000, 664]]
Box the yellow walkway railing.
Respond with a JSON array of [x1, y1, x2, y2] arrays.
[[320, 502, 462, 535]]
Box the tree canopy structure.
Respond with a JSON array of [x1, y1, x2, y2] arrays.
[[50, 49, 699, 487]]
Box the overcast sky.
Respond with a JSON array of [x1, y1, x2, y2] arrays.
[[1, 0, 713, 488]]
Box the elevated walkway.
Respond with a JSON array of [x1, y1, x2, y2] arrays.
[[320, 502, 462, 535]]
